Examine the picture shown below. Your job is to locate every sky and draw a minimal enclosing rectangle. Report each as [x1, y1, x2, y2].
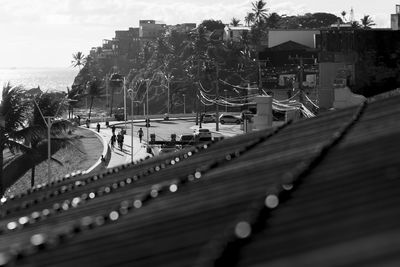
[0, 0, 397, 68]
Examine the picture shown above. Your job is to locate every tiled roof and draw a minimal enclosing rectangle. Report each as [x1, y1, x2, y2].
[1, 95, 400, 266]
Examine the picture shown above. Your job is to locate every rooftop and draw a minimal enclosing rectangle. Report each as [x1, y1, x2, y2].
[0, 93, 399, 266]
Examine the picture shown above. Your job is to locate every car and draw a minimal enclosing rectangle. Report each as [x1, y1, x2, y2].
[160, 145, 179, 154]
[179, 134, 196, 147]
[195, 128, 212, 142]
[202, 113, 216, 123]
[114, 108, 124, 121]
[241, 110, 255, 122]
[163, 113, 170, 121]
[219, 114, 242, 124]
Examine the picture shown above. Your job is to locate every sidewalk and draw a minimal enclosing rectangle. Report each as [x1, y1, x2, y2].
[86, 122, 152, 169]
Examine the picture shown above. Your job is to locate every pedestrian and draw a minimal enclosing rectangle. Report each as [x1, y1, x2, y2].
[138, 127, 144, 143]
[96, 123, 100, 132]
[117, 131, 124, 150]
[111, 125, 116, 135]
[86, 118, 90, 128]
[111, 134, 116, 148]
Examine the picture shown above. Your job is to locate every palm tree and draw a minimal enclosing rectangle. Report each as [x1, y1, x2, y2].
[0, 83, 31, 194]
[71, 52, 86, 70]
[341, 11, 347, 22]
[26, 92, 72, 187]
[251, 0, 268, 25]
[231, 17, 241, 26]
[86, 78, 103, 120]
[245, 12, 255, 26]
[360, 15, 376, 29]
[351, 20, 361, 29]
[66, 86, 81, 119]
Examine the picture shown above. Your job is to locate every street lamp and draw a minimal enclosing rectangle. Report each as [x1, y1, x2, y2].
[182, 94, 186, 114]
[33, 96, 67, 184]
[127, 88, 135, 163]
[224, 89, 228, 112]
[123, 77, 127, 131]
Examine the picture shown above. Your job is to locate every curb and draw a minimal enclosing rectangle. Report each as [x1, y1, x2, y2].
[78, 126, 109, 174]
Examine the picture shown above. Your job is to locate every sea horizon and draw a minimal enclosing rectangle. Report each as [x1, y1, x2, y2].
[0, 66, 79, 93]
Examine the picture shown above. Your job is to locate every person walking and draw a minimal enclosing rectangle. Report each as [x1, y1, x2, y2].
[117, 131, 124, 151]
[111, 125, 116, 135]
[111, 134, 116, 148]
[138, 128, 144, 143]
[96, 123, 100, 132]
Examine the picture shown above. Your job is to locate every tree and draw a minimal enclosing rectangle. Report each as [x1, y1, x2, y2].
[231, 17, 241, 26]
[199, 19, 225, 32]
[71, 52, 86, 70]
[341, 11, 347, 22]
[0, 83, 31, 194]
[360, 15, 376, 29]
[245, 12, 255, 26]
[26, 92, 72, 187]
[266, 12, 281, 28]
[86, 78, 103, 120]
[251, 0, 268, 25]
[66, 86, 81, 119]
[351, 20, 361, 29]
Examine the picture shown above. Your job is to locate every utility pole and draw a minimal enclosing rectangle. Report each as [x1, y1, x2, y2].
[123, 77, 127, 130]
[146, 79, 149, 144]
[215, 62, 220, 132]
[196, 60, 201, 125]
[167, 76, 170, 115]
[258, 61, 263, 95]
[298, 57, 304, 105]
[183, 94, 186, 114]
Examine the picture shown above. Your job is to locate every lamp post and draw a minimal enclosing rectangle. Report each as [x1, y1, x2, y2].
[33, 96, 66, 184]
[123, 77, 127, 131]
[127, 89, 134, 163]
[146, 79, 149, 144]
[224, 89, 228, 112]
[182, 94, 186, 114]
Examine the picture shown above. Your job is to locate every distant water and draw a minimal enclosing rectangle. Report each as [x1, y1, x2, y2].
[0, 67, 79, 93]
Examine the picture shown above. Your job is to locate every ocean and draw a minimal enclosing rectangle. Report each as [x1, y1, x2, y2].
[0, 67, 79, 94]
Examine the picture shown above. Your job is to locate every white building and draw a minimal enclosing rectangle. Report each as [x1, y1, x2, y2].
[223, 25, 251, 42]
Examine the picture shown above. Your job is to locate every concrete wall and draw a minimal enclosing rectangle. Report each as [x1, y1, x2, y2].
[333, 87, 366, 109]
[268, 30, 320, 48]
[391, 14, 400, 30]
[318, 62, 346, 109]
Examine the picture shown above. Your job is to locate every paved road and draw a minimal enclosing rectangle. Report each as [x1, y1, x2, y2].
[95, 118, 244, 168]
[122, 119, 242, 143]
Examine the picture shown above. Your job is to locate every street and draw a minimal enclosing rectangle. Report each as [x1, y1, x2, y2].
[121, 118, 243, 143]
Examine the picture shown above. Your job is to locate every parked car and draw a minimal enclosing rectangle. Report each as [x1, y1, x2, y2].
[219, 114, 242, 124]
[160, 145, 179, 154]
[114, 108, 124, 121]
[202, 113, 216, 123]
[163, 113, 169, 121]
[195, 128, 212, 142]
[179, 134, 196, 147]
[241, 110, 255, 122]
